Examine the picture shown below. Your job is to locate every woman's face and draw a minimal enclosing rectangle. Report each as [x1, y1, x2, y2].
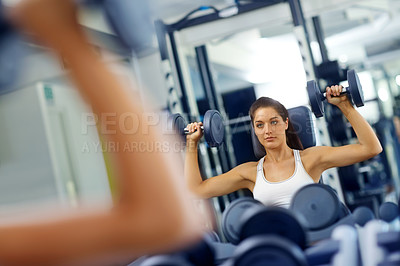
[253, 107, 288, 150]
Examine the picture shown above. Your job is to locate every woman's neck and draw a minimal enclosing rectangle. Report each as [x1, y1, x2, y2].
[264, 145, 293, 163]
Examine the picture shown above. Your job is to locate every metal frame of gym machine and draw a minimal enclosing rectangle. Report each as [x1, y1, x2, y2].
[155, 0, 346, 237]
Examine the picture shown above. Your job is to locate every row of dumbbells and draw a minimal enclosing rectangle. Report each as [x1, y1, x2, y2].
[217, 187, 400, 266]
[130, 185, 400, 265]
[354, 201, 400, 266]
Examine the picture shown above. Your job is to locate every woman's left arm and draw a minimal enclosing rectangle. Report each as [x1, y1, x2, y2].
[309, 85, 382, 171]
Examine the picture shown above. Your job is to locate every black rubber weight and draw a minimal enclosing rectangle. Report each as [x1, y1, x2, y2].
[203, 110, 225, 147]
[239, 205, 307, 250]
[290, 184, 340, 230]
[222, 197, 261, 245]
[347, 69, 364, 107]
[306, 80, 324, 118]
[169, 113, 187, 137]
[232, 236, 308, 266]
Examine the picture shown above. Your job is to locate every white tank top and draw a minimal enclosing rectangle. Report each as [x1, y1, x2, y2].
[253, 150, 314, 209]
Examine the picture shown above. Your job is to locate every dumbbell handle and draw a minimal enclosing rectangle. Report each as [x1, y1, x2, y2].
[321, 86, 348, 100]
[184, 126, 204, 134]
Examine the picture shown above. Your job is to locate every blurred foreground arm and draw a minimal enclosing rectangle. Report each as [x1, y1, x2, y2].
[0, 0, 203, 265]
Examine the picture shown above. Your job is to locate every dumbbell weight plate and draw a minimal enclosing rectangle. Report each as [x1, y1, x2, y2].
[352, 206, 375, 227]
[290, 184, 340, 231]
[177, 236, 215, 266]
[168, 113, 187, 137]
[239, 205, 307, 250]
[232, 236, 308, 266]
[347, 69, 364, 107]
[222, 197, 262, 245]
[379, 202, 399, 223]
[203, 110, 225, 147]
[306, 80, 324, 118]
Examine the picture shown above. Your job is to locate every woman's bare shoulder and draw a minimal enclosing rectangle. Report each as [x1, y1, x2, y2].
[231, 161, 259, 181]
[235, 161, 259, 170]
[300, 146, 331, 157]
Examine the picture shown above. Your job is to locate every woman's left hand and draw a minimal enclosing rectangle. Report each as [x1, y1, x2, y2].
[326, 85, 350, 107]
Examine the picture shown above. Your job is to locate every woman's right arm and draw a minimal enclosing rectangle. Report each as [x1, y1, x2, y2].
[185, 122, 255, 198]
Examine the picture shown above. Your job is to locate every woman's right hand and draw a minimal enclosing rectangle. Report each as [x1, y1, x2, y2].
[186, 122, 203, 143]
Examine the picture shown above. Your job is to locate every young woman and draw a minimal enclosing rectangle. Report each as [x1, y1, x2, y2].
[0, 0, 203, 265]
[185, 86, 382, 208]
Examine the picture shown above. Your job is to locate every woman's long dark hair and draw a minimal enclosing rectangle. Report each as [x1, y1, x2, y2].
[249, 97, 303, 150]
